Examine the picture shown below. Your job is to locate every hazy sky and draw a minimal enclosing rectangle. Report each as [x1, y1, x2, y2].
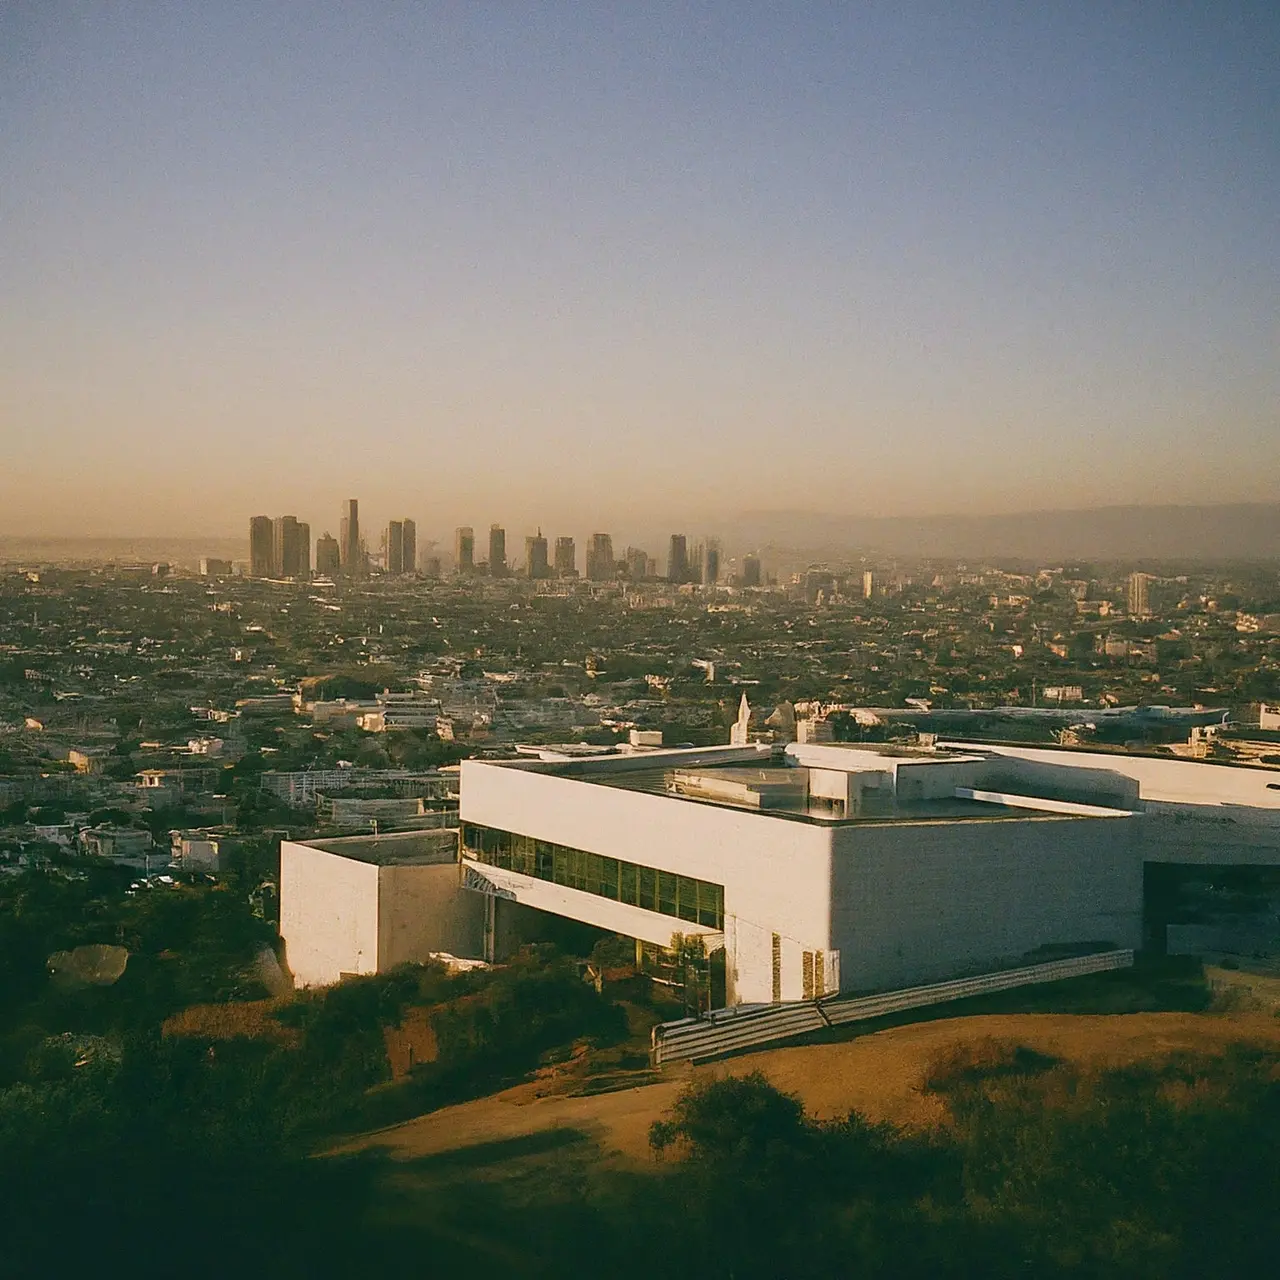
[3, 2, 1278, 541]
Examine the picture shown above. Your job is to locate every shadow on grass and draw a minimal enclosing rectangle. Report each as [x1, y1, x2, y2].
[389, 1126, 594, 1173]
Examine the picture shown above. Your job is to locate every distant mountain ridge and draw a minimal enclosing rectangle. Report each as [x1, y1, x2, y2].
[716, 503, 1280, 563]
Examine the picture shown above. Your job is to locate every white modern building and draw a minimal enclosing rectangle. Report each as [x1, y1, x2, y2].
[278, 739, 1280, 998]
[279, 829, 485, 987]
[458, 743, 1148, 1005]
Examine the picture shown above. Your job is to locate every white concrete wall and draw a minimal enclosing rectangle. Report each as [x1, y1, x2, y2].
[964, 744, 1280, 811]
[457, 758, 1163, 1003]
[461, 761, 835, 1005]
[785, 745, 904, 775]
[894, 758, 990, 801]
[808, 768, 853, 805]
[959, 744, 1280, 866]
[377, 861, 486, 969]
[279, 841, 380, 986]
[829, 816, 1143, 992]
[1137, 807, 1280, 865]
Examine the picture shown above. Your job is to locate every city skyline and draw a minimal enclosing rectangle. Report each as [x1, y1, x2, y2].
[244, 499, 754, 582]
[3, 4, 1278, 536]
[6, 497, 1280, 567]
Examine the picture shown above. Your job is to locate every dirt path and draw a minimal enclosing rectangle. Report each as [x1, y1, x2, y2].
[340, 1011, 1280, 1164]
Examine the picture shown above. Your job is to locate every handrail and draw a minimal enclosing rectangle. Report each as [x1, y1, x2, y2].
[651, 949, 1134, 1065]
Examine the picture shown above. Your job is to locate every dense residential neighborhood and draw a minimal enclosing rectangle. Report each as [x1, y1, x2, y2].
[2, 552, 1279, 1275]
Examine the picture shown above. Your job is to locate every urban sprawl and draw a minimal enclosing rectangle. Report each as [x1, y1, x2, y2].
[3, 497, 1280, 1009]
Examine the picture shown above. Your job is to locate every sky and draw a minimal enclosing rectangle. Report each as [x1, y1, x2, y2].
[2, 1, 1278, 543]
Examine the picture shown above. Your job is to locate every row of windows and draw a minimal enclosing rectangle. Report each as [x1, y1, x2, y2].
[461, 823, 725, 929]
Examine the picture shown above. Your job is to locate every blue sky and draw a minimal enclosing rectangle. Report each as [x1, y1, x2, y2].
[2, 2, 1277, 538]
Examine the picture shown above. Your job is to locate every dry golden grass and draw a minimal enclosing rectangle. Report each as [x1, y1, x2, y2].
[162, 997, 300, 1046]
[340, 1010, 1280, 1164]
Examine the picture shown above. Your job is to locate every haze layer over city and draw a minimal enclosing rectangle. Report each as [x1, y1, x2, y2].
[3, 6, 1280, 1278]
[3, 3, 1279, 540]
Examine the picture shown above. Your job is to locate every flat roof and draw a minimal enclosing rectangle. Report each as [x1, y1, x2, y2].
[298, 828, 458, 865]
[470, 745, 1142, 826]
[582, 760, 1069, 826]
[789, 741, 957, 760]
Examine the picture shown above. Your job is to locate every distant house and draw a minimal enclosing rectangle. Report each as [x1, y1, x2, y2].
[80, 826, 154, 862]
[170, 830, 226, 872]
[68, 747, 111, 775]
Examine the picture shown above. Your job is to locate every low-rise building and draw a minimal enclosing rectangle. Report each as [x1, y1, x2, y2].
[80, 825, 154, 862]
[279, 829, 484, 987]
[68, 747, 111, 775]
[171, 830, 227, 871]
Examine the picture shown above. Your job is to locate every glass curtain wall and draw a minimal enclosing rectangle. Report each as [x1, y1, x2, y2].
[462, 822, 724, 929]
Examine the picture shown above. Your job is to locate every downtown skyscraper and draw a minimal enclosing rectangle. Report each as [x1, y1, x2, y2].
[248, 516, 273, 578]
[250, 513, 307, 578]
[524, 530, 549, 579]
[488, 524, 507, 577]
[315, 532, 340, 576]
[702, 538, 721, 586]
[586, 533, 614, 582]
[455, 526, 474, 573]
[339, 498, 361, 577]
[667, 534, 689, 584]
[554, 536, 576, 577]
[387, 518, 416, 575]
[272, 515, 310, 578]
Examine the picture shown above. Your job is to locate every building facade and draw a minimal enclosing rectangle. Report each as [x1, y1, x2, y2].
[625, 547, 648, 581]
[315, 533, 340, 576]
[586, 533, 614, 582]
[554, 536, 576, 577]
[249, 516, 273, 578]
[458, 743, 1148, 1004]
[454, 526, 475, 573]
[401, 518, 416, 575]
[488, 524, 507, 576]
[1128, 571, 1151, 617]
[386, 518, 417, 575]
[279, 740, 1280, 996]
[271, 515, 308, 578]
[702, 540, 720, 586]
[668, 534, 689, 584]
[340, 498, 361, 577]
[280, 830, 485, 987]
[525, 531, 549, 579]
